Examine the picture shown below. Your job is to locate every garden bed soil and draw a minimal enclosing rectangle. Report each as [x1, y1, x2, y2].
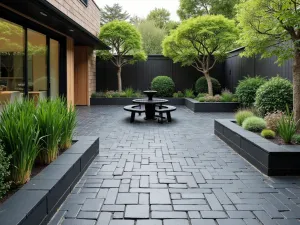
[215, 119, 300, 176]
[0, 136, 99, 225]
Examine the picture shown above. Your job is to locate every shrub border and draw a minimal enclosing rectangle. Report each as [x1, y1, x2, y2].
[0, 136, 99, 225]
[90, 97, 239, 112]
[214, 119, 300, 176]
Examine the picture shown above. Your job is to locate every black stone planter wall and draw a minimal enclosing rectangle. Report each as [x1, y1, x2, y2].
[90, 97, 185, 106]
[215, 119, 300, 176]
[185, 98, 239, 112]
[0, 136, 99, 225]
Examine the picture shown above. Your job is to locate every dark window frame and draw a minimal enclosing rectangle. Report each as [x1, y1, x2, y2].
[79, 0, 88, 7]
[0, 8, 67, 98]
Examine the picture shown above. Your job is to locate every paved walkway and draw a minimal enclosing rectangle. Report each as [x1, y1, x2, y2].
[49, 106, 300, 225]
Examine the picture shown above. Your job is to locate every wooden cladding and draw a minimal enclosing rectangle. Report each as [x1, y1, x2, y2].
[67, 37, 75, 104]
[74, 46, 89, 105]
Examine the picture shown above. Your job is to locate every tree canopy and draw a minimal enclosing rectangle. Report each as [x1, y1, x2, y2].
[147, 8, 171, 29]
[136, 20, 167, 55]
[236, 0, 300, 64]
[162, 15, 238, 95]
[98, 21, 146, 91]
[100, 3, 130, 25]
[177, 0, 240, 20]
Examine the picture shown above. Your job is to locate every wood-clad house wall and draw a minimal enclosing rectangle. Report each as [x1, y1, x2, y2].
[67, 37, 75, 104]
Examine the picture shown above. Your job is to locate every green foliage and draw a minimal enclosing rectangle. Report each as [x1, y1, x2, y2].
[147, 8, 170, 29]
[59, 100, 77, 151]
[255, 77, 293, 115]
[264, 111, 284, 132]
[124, 88, 135, 97]
[177, 0, 240, 20]
[197, 95, 222, 102]
[136, 20, 166, 55]
[236, 0, 299, 65]
[184, 89, 195, 98]
[235, 76, 266, 107]
[0, 99, 40, 185]
[221, 89, 236, 102]
[36, 99, 64, 165]
[242, 116, 266, 132]
[277, 107, 298, 144]
[292, 134, 300, 144]
[173, 91, 184, 98]
[98, 20, 146, 91]
[235, 110, 254, 126]
[162, 16, 238, 86]
[195, 77, 221, 94]
[0, 145, 11, 198]
[197, 93, 207, 98]
[99, 3, 130, 25]
[261, 129, 276, 139]
[151, 76, 175, 97]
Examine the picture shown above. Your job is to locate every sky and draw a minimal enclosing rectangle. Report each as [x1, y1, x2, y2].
[94, 0, 180, 21]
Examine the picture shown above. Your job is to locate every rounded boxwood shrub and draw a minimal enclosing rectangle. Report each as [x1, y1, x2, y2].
[151, 76, 175, 97]
[195, 76, 221, 94]
[235, 76, 266, 107]
[235, 110, 254, 126]
[242, 116, 266, 132]
[261, 129, 276, 139]
[255, 77, 293, 115]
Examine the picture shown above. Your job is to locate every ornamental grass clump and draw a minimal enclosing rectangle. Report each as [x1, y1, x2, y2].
[36, 99, 64, 164]
[0, 100, 40, 185]
[292, 134, 300, 144]
[264, 111, 284, 132]
[235, 110, 254, 126]
[242, 116, 266, 132]
[59, 99, 77, 150]
[261, 129, 276, 139]
[184, 89, 195, 98]
[277, 107, 298, 144]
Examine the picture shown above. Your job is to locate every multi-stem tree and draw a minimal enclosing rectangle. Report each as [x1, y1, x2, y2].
[162, 15, 238, 96]
[236, 0, 300, 121]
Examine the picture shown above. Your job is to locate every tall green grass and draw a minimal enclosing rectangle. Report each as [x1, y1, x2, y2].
[59, 99, 77, 150]
[0, 100, 40, 185]
[36, 99, 64, 164]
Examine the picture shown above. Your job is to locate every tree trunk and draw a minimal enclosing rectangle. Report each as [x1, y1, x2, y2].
[293, 49, 300, 124]
[204, 71, 213, 96]
[117, 66, 122, 92]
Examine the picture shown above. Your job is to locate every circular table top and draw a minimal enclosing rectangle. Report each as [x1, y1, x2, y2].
[133, 98, 168, 104]
[143, 90, 157, 94]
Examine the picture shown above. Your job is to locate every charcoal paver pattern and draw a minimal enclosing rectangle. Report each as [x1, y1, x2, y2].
[49, 106, 300, 225]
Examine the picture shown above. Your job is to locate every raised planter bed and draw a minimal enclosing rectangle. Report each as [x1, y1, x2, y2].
[90, 97, 185, 105]
[0, 136, 99, 225]
[185, 98, 239, 112]
[215, 119, 300, 176]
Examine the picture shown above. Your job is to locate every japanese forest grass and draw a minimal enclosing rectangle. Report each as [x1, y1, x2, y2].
[59, 100, 77, 150]
[0, 100, 40, 185]
[36, 99, 64, 165]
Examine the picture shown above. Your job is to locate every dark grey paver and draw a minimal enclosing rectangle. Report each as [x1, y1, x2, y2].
[49, 106, 300, 225]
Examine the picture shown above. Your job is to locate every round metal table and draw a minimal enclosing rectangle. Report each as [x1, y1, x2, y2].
[133, 98, 168, 120]
[143, 90, 157, 101]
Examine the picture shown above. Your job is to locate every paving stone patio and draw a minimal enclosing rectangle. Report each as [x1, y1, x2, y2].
[49, 106, 300, 225]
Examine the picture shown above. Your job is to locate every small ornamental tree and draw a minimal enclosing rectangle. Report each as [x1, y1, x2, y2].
[98, 21, 147, 92]
[236, 0, 300, 122]
[162, 15, 238, 96]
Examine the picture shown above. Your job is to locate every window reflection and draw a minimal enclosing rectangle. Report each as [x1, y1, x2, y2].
[0, 18, 24, 103]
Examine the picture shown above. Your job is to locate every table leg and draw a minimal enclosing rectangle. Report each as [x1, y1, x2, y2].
[145, 104, 156, 120]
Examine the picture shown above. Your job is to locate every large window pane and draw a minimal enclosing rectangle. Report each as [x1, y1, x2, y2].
[27, 29, 47, 101]
[0, 18, 24, 103]
[50, 39, 59, 98]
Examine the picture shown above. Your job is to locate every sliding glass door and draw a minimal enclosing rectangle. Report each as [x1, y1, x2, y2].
[0, 17, 62, 103]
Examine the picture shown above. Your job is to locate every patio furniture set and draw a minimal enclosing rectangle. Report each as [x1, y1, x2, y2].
[124, 90, 177, 123]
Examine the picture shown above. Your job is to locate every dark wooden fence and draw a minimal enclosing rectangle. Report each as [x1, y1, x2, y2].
[96, 55, 224, 92]
[224, 47, 293, 91]
[96, 51, 294, 93]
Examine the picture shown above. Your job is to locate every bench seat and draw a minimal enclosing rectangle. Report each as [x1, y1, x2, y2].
[124, 105, 145, 123]
[155, 105, 177, 123]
